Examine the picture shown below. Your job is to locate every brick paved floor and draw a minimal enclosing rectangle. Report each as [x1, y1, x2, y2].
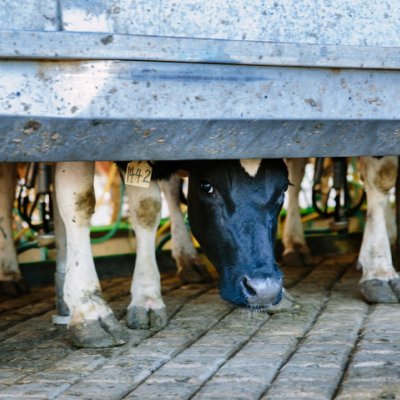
[0, 252, 400, 399]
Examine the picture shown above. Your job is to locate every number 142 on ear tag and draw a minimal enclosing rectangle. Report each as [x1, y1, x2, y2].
[125, 161, 153, 188]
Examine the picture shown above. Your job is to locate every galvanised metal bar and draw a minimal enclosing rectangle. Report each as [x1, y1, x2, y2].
[1, 59, 400, 161]
[2, 60, 400, 121]
[0, 118, 399, 162]
[1, 30, 400, 70]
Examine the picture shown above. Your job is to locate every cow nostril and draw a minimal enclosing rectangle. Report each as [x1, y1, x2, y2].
[240, 276, 282, 306]
[242, 276, 257, 297]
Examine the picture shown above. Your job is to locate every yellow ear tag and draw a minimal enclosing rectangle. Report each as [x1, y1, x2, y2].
[125, 161, 153, 188]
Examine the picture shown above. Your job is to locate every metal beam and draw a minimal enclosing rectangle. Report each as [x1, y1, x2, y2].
[1, 60, 400, 121]
[1, 118, 399, 161]
[1, 53, 400, 161]
[1, 30, 400, 70]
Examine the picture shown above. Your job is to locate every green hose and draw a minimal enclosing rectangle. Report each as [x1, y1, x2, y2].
[17, 241, 39, 254]
[156, 233, 172, 253]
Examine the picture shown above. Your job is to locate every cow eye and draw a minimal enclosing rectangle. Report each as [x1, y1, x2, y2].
[199, 180, 214, 195]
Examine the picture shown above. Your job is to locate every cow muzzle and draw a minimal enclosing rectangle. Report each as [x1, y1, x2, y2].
[241, 276, 283, 308]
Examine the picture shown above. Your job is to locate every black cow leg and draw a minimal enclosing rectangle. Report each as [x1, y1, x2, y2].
[283, 245, 314, 268]
[178, 257, 212, 283]
[0, 278, 29, 297]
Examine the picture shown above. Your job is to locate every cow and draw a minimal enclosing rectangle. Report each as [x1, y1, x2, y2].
[159, 174, 211, 284]
[283, 156, 400, 303]
[152, 159, 289, 308]
[0, 163, 210, 347]
[0, 161, 209, 314]
[51, 159, 288, 347]
[0, 163, 29, 296]
[1, 158, 288, 347]
[3, 156, 397, 348]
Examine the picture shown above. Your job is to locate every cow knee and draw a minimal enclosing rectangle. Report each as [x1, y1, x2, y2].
[56, 162, 95, 227]
[126, 182, 161, 230]
[135, 197, 161, 229]
[360, 156, 397, 194]
[374, 157, 397, 193]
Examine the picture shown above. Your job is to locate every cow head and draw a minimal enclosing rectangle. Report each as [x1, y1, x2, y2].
[155, 159, 289, 309]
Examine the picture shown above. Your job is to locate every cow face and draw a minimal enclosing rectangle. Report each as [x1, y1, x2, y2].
[179, 159, 289, 309]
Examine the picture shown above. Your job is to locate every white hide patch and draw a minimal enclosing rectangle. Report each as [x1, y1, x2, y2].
[240, 159, 262, 177]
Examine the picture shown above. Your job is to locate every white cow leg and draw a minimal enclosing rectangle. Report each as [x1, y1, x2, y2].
[56, 162, 128, 347]
[282, 158, 312, 267]
[125, 181, 167, 331]
[159, 175, 211, 283]
[0, 163, 29, 296]
[358, 156, 400, 303]
[385, 200, 397, 247]
[52, 178, 70, 320]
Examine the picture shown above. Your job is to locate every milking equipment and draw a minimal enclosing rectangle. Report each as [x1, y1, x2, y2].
[18, 162, 54, 238]
[312, 158, 366, 232]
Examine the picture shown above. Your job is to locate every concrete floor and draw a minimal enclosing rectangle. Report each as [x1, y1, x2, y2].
[0, 252, 400, 399]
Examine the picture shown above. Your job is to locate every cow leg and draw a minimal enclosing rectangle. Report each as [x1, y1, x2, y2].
[358, 156, 400, 303]
[52, 178, 70, 322]
[282, 158, 313, 267]
[383, 197, 398, 267]
[125, 181, 167, 331]
[56, 162, 128, 347]
[0, 163, 29, 296]
[159, 175, 211, 283]
[385, 199, 397, 247]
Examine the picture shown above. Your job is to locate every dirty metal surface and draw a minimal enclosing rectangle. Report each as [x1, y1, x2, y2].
[2, 0, 400, 71]
[3, 0, 400, 47]
[0, 253, 399, 399]
[28, 0, 400, 48]
[1, 118, 400, 162]
[0, 0, 59, 32]
[3, 31, 400, 71]
[3, 61, 400, 121]
[1, 60, 400, 161]
[1, 1, 400, 161]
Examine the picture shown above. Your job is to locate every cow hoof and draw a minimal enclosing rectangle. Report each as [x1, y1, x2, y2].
[178, 261, 212, 283]
[126, 306, 167, 331]
[283, 250, 313, 268]
[69, 314, 128, 348]
[389, 278, 400, 298]
[0, 279, 29, 297]
[359, 279, 398, 303]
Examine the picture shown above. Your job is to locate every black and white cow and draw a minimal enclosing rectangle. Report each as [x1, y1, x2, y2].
[55, 159, 288, 347]
[0, 161, 210, 347]
[4, 155, 396, 348]
[283, 156, 400, 303]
